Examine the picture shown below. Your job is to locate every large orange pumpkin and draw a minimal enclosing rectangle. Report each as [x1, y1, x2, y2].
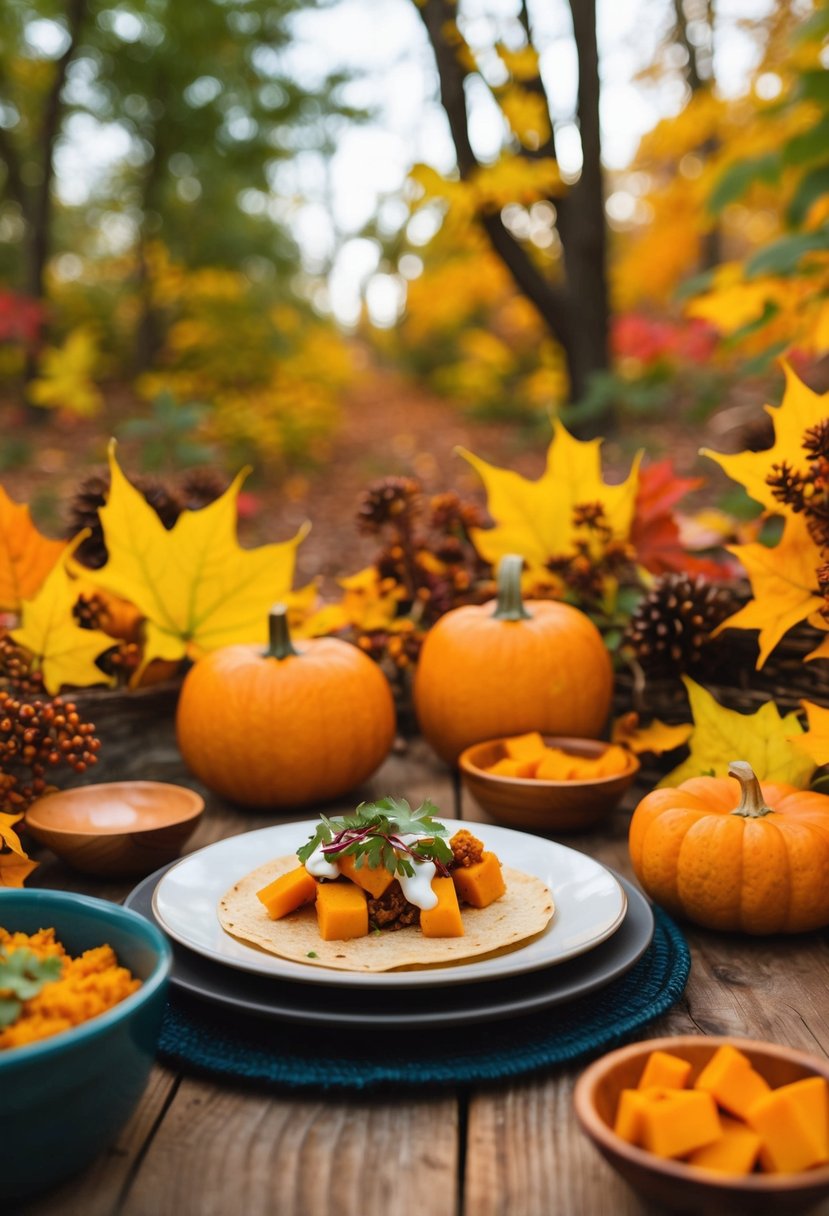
[176, 605, 396, 809]
[413, 555, 613, 765]
[629, 760, 829, 934]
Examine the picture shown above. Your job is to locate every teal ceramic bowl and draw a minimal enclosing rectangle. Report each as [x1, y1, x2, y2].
[0, 888, 172, 1202]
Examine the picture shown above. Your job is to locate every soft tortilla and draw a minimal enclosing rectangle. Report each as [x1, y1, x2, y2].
[218, 855, 555, 973]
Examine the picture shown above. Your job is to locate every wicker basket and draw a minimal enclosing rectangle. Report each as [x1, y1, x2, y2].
[614, 622, 829, 724]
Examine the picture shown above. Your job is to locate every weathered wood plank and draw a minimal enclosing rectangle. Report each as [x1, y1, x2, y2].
[121, 1081, 459, 1216]
[460, 785, 829, 1215]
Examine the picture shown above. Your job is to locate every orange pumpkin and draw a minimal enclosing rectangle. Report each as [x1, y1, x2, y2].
[629, 760, 829, 934]
[413, 554, 612, 765]
[176, 605, 395, 809]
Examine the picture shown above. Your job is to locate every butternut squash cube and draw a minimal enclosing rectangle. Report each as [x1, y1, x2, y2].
[639, 1090, 722, 1159]
[535, 748, 580, 781]
[747, 1085, 829, 1173]
[503, 731, 547, 761]
[338, 851, 395, 899]
[772, 1077, 829, 1160]
[593, 744, 631, 777]
[420, 877, 464, 938]
[613, 1089, 650, 1145]
[452, 851, 506, 909]
[488, 758, 537, 778]
[694, 1045, 770, 1119]
[315, 881, 368, 941]
[256, 866, 317, 920]
[637, 1050, 693, 1091]
[687, 1117, 761, 1175]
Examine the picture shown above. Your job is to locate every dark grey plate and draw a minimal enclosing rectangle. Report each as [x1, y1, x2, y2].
[125, 867, 654, 1028]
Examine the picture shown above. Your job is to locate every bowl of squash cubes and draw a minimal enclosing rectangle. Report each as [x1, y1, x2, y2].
[458, 732, 639, 832]
[573, 1036, 829, 1214]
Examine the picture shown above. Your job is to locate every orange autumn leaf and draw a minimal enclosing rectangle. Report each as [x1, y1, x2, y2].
[717, 514, 825, 668]
[0, 486, 66, 614]
[612, 712, 693, 755]
[790, 702, 829, 767]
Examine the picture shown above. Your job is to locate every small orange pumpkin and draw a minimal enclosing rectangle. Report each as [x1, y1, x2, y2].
[176, 605, 395, 809]
[413, 555, 612, 765]
[629, 760, 829, 934]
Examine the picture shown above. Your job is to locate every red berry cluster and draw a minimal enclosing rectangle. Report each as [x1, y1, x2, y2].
[0, 692, 101, 812]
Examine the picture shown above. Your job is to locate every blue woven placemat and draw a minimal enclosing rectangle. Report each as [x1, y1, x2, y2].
[157, 907, 690, 1091]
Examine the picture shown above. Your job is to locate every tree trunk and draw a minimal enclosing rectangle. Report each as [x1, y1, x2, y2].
[23, 0, 88, 387]
[414, 0, 609, 408]
[563, 0, 609, 405]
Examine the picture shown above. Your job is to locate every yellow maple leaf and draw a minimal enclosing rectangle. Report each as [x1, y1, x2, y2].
[790, 701, 829, 767]
[459, 420, 641, 575]
[611, 713, 693, 755]
[660, 678, 815, 788]
[0, 812, 37, 887]
[718, 514, 824, 668]
[299, 567, 404, 637]
[27, 327, 104, 418]
[701, 364, 829, 512]
[0, 486, 66, 613]
[91, 443, 308, 673]
[11, 542, 115, 693]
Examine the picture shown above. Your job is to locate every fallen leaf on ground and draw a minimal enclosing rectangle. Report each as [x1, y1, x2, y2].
[612, 713, 693, 754]
[790, 701, 829, 767]
[660, 677, 815, 787]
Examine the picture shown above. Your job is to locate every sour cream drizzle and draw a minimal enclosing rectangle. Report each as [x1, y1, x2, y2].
[305, 829, 442, 910]
[305, 842, 339, 879]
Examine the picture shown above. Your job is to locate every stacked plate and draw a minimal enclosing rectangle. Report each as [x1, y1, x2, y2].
[125, 818, 654, 1029]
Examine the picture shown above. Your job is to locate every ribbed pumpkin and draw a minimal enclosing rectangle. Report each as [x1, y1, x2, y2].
[176, 605, 395, 809]
[413, 555, 613, 765]
[629, 760, 829, 934]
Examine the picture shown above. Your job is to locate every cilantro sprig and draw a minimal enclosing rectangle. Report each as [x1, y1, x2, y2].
[297, 796, 453, 878]
[0, 946, 63, 1029]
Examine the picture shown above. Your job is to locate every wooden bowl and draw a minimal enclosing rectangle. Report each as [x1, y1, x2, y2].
[458, 736, 639, 832]
[573, 1035, 829, 1215]
[25, 781, 204, 876]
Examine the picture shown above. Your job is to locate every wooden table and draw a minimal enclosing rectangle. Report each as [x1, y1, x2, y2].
[22, 736, 829, 1216]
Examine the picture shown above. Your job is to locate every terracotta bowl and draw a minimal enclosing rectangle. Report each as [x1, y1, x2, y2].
[25, 781, 205, 876]
[458, 736, 639, 833]
[573, 1035, 829, 1215]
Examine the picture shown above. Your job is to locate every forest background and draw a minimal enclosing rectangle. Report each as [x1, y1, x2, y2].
[0, 0, 827, 589]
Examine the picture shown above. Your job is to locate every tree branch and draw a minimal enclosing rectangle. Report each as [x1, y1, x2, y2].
[414, 0, 571, 342]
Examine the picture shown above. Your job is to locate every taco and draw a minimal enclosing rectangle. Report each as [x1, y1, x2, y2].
[218, 798, 555, 972]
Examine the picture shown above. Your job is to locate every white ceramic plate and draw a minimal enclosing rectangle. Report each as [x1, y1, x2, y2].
[152, 818, 627, 989]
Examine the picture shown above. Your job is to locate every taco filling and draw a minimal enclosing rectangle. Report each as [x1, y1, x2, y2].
[218, 798, 555, 973]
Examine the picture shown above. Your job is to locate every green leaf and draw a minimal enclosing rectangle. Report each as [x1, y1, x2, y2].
[707, 152, 781, 214]
[0, 947, 63, 1014]
[0, 995, 21, 1028]
[745, 228, 829, 278]
[796, 69, 829, 106]
[787, 166, 829, 228]
[783, 115, 829, 168]
[296, 822, 331, 865]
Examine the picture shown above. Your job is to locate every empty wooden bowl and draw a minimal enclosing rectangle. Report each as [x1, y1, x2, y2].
[25, 781, 204, 876]
[573, 1035, 829, 1214]
[458, 736, 639, 832]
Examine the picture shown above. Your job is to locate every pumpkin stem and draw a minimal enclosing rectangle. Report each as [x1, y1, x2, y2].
[492, 555, 532, 622]
[729, 760, 773, 818]
[266, 603, 299, 660]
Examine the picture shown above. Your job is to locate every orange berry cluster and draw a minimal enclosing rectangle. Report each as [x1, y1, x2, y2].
[0, 691, 101, 812]
[0, 637, 45, 697]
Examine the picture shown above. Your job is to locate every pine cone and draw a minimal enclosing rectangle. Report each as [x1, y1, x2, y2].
[68, 472, 180, 568]
[357, 477, 421, 534]
[178, 469, 227, 511]
[625, 573, 737, 677]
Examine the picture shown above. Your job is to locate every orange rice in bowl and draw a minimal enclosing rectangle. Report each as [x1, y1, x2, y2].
[0, 927, 141, 1051]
